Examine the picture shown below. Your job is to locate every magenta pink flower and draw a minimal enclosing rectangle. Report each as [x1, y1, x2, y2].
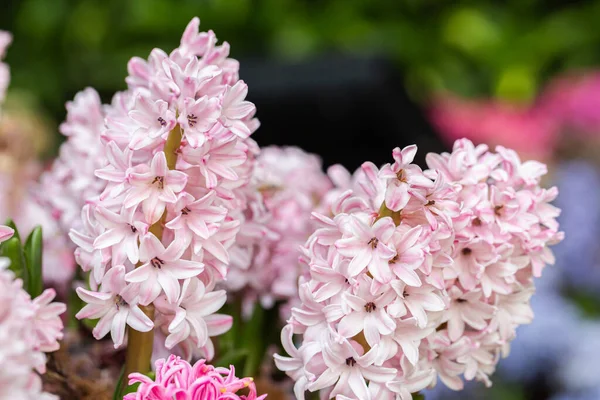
[428, 95, 559, 160]
[124, 355, 265, 400]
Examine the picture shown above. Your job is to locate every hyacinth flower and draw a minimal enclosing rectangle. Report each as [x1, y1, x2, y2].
[60, 17, 260, 394]
[223, 146, 335, 320]
[0, 224, 66, 399]
[275, 139, 563, 399]
[124, 355, 266, 399]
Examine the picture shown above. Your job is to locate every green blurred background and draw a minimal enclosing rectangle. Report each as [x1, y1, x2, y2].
[4, 0, 600, 126]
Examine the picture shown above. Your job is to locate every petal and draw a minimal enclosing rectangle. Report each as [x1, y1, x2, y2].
[151, 152, 168, 176]
[93, 229, 124, 249]
[111, 309, 129, 347]
[157, 270, 181, 304]
[347, 248, 372, 277]
[127, 306, 154, 332]
[125, 264, 152, 283]
[348, 368, 370, 400]
[93, 308, 118, 340]
[140, 234, 166, 260]
[76, 287, 113, 304]
[204, 314, 233, 336]
[168, 259, 204, 279]
[338, 312, 365, 338]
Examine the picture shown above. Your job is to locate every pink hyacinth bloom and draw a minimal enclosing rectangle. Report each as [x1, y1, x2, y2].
[95, 141, 133, 200]
[124, 354, 266, 400]
[64, 18, 259, 354]
[308, 335, 396, 400]
[379, 145, 432, 211]
[125, 235, 204, 305]
[76, 265, 154, 348]
[277, 139, 562, 398]
[336, 215, 396, 283]
[333, 276, 396, 346]
[446, 287, 496, 342]
[165, 191, 227, 243]
[0, 238, 65, 399]
[177, 96, 221, 148]
[93, 205, 148, 265]
[125, 151, 188, 224]
[219, 81, 256, 139]
[31, 289, 67, 352]
[153, 278, 231, 350]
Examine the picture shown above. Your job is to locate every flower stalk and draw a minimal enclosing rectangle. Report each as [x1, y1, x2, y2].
[122, 125, 182, 391]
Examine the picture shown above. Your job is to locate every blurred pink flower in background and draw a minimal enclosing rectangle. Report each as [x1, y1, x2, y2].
[0, 31, 11, 105]
[538, 71, 600, 137]
[429, 95, 560, 161]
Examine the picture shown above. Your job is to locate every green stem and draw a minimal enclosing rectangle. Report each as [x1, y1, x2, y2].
[376, 201, 402, 226]
[121, 125, 182, 395]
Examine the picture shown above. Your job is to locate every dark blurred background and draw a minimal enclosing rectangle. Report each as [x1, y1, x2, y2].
[3, 1, 600, 399]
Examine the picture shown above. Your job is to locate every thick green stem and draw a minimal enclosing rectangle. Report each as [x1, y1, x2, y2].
[121, 125, 182, 394]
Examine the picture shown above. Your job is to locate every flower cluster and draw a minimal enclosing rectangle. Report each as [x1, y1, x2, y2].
[226, 146, 332, 318]
[275, 139, 563, 399]
[0, 225, 66, 399]
[72, 17, 259, 359]
[37, 88, 106, 234]
[0, 30, 10, 106]
[125, 355, 265, 400]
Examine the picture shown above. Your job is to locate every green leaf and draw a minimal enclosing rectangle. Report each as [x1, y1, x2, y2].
[115, 368, 148, 397]
[0, 236, 28, 290]
[113, 367, 125, 400]
[24, 226, 44, 298]
[217, 300, 242, 354]
[214, 348, 248, 368]
[241, 305, 266, 378]
[123, 382, 140, 395]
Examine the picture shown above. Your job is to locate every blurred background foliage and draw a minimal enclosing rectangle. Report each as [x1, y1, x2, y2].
[4, 0, 600, 127]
